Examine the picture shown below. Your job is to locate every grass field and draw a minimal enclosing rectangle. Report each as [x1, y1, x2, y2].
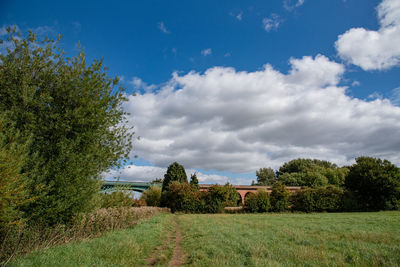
[9, 212, 400, 266]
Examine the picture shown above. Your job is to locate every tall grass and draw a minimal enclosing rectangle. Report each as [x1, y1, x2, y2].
[0, 207, 169, 264]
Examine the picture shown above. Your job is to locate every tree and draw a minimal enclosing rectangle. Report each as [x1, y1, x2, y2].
[162, 162, 188, 191]
[0, 29, 133, 224]
[345, 157, 400, 211]
[270, 182, 290, 212]
[254, 167, 276, 185]
[276, 158, 347, 187]
[0, 115, 34, 230]
[190, 173, 200, 190]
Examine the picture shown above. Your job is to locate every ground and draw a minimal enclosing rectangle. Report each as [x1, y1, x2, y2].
[9, 212, 400, 266]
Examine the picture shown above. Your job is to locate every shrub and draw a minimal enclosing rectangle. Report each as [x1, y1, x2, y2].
[203, 185, 232, 213]
[100, 190, 134, 208]
[244, 190, 271, 213]
[141, 186, 162, 206]
[291, 186, 344, 212]
[161, 182, 203, 213]
[270, 182, 290, 212]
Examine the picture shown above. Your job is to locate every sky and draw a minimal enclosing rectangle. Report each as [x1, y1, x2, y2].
[1, 0, 400, 185]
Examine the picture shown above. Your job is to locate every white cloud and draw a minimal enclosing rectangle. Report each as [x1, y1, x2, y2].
[201, 48, 212, 56]
[335, 0, 400, 71]
[158, 22, 170, 34]
[352, 80, 360, 87]
[129, 77, 157, 92]
[236, 12, 243, 21]
[284, 0, 305, 11]
[263, 14, 282, 32]
[124, 55, 400, 176]
[391, 87, 400, 105]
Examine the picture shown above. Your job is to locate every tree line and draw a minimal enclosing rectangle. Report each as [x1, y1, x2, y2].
[149, 157, 400, 213]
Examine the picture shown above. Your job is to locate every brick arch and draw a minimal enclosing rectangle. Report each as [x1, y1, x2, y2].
[199, 184, 301, 205]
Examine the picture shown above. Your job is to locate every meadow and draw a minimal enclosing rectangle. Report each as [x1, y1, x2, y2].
[9, 212, 400, 266]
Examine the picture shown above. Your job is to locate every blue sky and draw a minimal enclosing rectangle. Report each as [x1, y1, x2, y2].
[1, 0, 400, 184]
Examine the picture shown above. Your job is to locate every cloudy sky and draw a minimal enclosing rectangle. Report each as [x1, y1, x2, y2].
[1, 0, 399, 184]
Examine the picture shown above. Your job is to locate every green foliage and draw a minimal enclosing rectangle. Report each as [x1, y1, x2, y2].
[253, 167, 276, 185]
[345, 157, 400, 211]
[0, 29, 133, 225]
[224, 183, 241, 207]
[203, 185, 229, 213]
[291, 185, 344, 212]
[161, 182, 203, 213]
[162, 162, 188, 191]
[270, 182, 290, 212]
[189, 173, 200, 190]
[0, 116, 33, 230]
[141, 186, 162, 206]
[277, 158, 347, 187]
[100, 189, 134, 208]
[244, 190, 271, 213]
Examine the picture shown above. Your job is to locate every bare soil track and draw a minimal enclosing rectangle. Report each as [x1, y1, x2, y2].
[147, 215, 185, 267]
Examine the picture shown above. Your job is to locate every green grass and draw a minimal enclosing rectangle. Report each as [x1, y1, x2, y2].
[178, 212, 400, 266]
[9, 212, 400, 266]
[8, 213, 173, 267]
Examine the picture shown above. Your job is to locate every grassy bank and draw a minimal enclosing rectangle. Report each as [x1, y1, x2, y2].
[8, 213, 173, 267]
[1, 207, 169, 264]
[178, 212, 400, 266]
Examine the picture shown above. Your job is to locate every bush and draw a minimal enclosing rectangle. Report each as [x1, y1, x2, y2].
[291, 186, 344, 212]
[141, 186, 162, 206]
[244, 190, 271, 213]
[161, 182, 203, 213]
[270, 182, 290, 212]
[203, 185, 237, 213]
[100, 190, 134, 208]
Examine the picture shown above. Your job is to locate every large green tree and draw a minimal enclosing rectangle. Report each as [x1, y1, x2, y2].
[276, 158, 347, 187]
[0, 29, 133, 224]
[162, 162, 188, 191]
[345, 157, 400, 211]
[253, 167, 276, 185]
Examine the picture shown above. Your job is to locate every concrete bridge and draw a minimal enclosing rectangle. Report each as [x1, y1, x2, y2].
[199, 184, 301, 204]
[102, 181, 301, 205]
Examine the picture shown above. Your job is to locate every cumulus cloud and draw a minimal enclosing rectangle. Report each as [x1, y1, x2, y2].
[201, 48, 212, 56]
[284, 0, 305, 11]
[335, 0, 400, 70]
[158, 22, 169, 34]
[263, 14, 282, 32]
[123, 54, 400, 176]
[103, 164, 232, 184]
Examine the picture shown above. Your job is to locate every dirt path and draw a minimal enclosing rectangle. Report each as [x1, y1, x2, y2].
[147, 215, 185, 267]
[168, 221, 184, 267]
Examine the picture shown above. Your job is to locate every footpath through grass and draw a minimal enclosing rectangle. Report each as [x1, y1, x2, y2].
[9, 212, 400, 266]
[178, 212, 400, 266]
[8, 213, 174, 267]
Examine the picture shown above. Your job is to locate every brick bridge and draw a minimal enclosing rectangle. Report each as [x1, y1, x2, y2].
[199, 184, 301, 204]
